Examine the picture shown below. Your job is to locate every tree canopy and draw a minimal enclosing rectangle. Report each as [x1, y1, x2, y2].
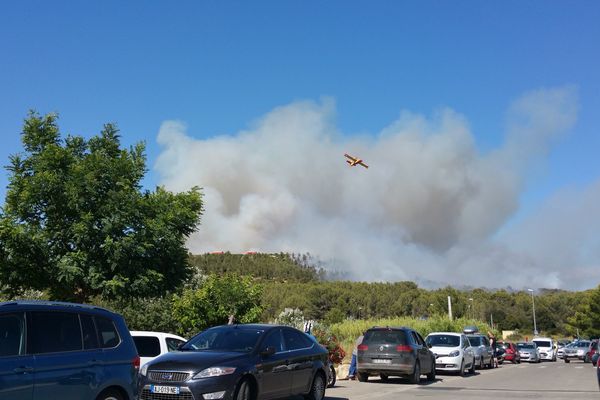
[0, 111, 203, 301]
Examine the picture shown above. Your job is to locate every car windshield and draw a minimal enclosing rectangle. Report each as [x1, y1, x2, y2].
[517, 343, 535, 349]
[426, 334, 460, 347]
[182, 327, 263, 353]
[467, 336, 484, 346]
[533, 341, 551, 347]
[363, 329, 407, 345]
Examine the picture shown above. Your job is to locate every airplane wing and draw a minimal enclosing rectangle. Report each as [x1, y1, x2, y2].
[358, 161, 369, 169]
[344, 153, 357, 162]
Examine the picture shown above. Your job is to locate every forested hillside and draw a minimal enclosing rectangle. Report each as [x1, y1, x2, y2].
[190, 253, 594, 338]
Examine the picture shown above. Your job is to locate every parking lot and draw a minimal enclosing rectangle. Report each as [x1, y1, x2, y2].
[324, 361, 599, 400]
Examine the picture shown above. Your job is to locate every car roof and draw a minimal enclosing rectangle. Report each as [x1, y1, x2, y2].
[532, 337, 553, 341]
[426, 332, 462, 336]
[130, 331, 187, 340]
[0, 300, 115, 314]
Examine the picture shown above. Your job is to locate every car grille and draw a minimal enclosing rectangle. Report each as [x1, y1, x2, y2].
[141, 389, 194, 400]
[148, 371, 191, 383]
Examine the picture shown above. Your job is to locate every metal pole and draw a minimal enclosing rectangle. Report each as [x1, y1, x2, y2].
[448, 296, 453, 321]
[528, 289, 538, 336]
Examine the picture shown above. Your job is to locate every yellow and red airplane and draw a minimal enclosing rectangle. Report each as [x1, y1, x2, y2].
[344, 153, 369, 169]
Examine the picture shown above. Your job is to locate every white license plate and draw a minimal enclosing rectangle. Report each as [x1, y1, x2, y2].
[372, 359, 391, 364]
[151, 385, 180, 394]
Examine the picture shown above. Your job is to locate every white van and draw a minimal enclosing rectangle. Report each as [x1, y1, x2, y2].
[532, 337, 556, 361]
[130, 331, 187, 367]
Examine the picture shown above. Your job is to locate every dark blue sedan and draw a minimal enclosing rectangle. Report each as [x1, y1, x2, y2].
[138, 324, 329, 400]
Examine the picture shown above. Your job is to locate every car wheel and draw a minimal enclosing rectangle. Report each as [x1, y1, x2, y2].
[327, 364, 336, 388]
[469, 360, 476, 374]
[96, 388, 123, 400]
[379, 373, 388, 381]
[565, 358, 570, 363]
[357, 372, 369, 382]
[409, 362, 421, 384]
[234, 378, 254, 400]
[459, 359, 465, 377]
[304, 373, 325, 400]
[426, 363, 436, 381]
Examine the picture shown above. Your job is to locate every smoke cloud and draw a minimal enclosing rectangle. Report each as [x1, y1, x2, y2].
[154, 86, 598, 290]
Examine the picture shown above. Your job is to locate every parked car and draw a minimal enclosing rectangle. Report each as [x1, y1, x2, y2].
[585, 340, 598, 364]
[131, 331, 187, 367]
[497, 342, 520, 364]
[517, 342, 541, 363]
[138, 323, 329, 400]
[466, 334, 495, 369]
[0, 300, 139, 400]
[494, 342, 506, 364]
[357, 326, 436, 383]
[425, 332, 475, 376]
[532, 337, 557, 361]
[556, 340, 571, 359]
[563, 340, 592, 363]
[592, 351, 599, 367]
[597, 354, 600, 390]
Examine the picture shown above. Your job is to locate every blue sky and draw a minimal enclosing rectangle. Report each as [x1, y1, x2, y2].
[1, 1, 599, 289]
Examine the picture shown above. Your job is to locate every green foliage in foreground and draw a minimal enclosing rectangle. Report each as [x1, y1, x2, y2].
[172, 274, 264, 337]
[0, 112, 203, 302]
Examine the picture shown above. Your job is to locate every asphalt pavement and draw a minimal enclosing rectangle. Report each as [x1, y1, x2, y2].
[325, 360, 599, 400]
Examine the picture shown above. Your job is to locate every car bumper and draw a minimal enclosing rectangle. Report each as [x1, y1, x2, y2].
[358, 362, 414, 375]
[139, 374, 239, 400]
[539, 352, 555, 360]
[434, 356, 463, 372]
[519, 353, 537, 362]
[503, 353, 517, 361]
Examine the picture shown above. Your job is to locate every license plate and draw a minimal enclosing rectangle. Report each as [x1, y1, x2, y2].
[372, 359, 391, 364]
[150, 385, 180, 394]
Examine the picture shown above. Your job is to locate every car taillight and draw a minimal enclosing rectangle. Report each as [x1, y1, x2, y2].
[396, 345, 413, 352]
[358, 344, 369, 351]
[132, 355, 140, 370]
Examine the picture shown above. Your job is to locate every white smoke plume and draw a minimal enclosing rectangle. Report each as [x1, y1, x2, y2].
[154, 86, 598, 290]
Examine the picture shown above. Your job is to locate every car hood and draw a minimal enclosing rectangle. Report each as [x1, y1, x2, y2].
[430, 346, 460, 355]
[146, 350, 249, 372]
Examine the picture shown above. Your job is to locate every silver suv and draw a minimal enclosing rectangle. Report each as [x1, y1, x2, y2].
[357, 326, 436, 383]
[466, 334, 495, 369]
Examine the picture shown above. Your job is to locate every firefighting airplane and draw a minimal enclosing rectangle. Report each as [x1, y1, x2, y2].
[344, 153, 369, 169]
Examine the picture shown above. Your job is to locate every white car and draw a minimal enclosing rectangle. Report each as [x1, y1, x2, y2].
[130, 330, 187, 367]
[532, 337, 556, 361]
[426, 332, 476, 376]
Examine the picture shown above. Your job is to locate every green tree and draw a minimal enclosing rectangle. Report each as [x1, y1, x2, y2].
[172, 274, 263, 337]
[0, 112, 203, 301]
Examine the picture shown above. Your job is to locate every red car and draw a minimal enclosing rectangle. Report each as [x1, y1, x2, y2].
[586, 340, 598, 364]
[497, 341, 521, 364]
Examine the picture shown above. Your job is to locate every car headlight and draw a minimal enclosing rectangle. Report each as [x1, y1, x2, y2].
[449, 350, 460, 357]
[140, 364, 149, 377]
[193, 367, 236, 379]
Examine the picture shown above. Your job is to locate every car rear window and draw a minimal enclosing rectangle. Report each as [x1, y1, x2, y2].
[133, 336, 161, 357]
[426, 334, 460, 347]
[467, 335, 483, 346]
[363, 329, 407, 345]
[533, 341, 551, 347]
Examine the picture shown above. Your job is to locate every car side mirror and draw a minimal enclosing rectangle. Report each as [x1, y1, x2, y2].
[427, 343, 432, 348]
[260, 346, 276, 357]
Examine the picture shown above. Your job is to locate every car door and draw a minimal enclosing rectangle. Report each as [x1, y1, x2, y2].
[0, 311, 33, 400]
[462, 335, 474, 367]
[256, 328, 292, 399]
[29, 311, 102, 400]
[412, 331, 432, 374]
[282, 328, 316, 395]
